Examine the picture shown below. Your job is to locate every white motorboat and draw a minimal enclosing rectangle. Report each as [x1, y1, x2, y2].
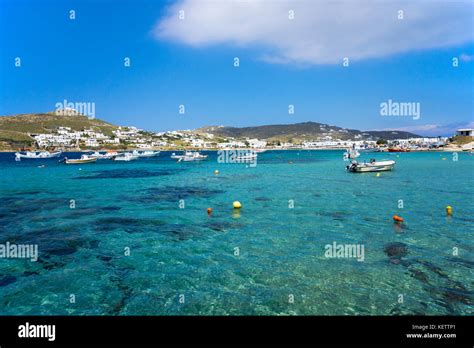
[170, 152, 183, 159]
[112, 153, 139, 161]
[178, 151, 208, 162]
[343, 148, 360, 161]
[132, 150, 160, 158]
[15, 151, 62, 160]
[346, 159, 395, 173]
[86, 151, 118, 159]
[171, 151, 193, 160]
[80, 154, 100, 161]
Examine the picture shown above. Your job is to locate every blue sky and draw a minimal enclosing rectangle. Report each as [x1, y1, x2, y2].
[1, 0, 473, 136]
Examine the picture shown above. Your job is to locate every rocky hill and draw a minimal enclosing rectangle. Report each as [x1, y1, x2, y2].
[196, 122, 421, 142]
[0, 112, 119, 150]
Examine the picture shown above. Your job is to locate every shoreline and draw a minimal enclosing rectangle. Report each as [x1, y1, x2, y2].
[1, 147, 471, 153]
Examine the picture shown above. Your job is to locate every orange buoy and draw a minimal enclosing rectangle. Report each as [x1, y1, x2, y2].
[207, 208, 213, 215]
[393, 215, 404, 223]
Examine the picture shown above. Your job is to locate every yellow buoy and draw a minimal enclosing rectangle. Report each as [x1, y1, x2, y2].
[376, 173, 381, 177]
[446, 205, 452, 215]
[214, 170, 219, 176]
[233, 201, 242, 209]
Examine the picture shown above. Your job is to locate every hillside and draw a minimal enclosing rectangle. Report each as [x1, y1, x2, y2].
[196, 122, 421, 142]
[0, 112, 119, 150]
[0, 114, 423, 151]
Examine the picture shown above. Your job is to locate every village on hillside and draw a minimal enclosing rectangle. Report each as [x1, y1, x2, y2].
[26, 125, 474, 152]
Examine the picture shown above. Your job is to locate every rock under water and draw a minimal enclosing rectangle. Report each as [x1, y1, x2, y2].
[0, 275, 17, 287]
[383, 242, 408, 258]
[74, 168, 174, 180]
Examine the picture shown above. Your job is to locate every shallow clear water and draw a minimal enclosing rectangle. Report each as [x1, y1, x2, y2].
[0, 150, 472, 315]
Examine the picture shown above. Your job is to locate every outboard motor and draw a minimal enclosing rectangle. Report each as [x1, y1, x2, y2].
[347, 160, 358, 172]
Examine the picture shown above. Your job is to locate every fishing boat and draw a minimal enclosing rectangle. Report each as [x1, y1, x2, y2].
[86, 151, 118, 159]
[15, 151, 62, 160]
[346, 159, 395, 173]
[112, 153, 139, 161]
[132, 150, 160, 158]
[170, 152, 183, 159]
[80, 154, 94, 160]
[81, 153, 114, 160]
[64, 156, 97, 164]
[171, 151, 194, 160]
[177, 151, 208, 162]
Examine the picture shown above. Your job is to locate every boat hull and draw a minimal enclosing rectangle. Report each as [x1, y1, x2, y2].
[348, 160, 395, 173]
[65, 158, 97, 164]
[181, 156, 207, 161]
[132, 151, 160, 158]
[136, 154, 159, 158]
[175, 151, 207, 162]
[87, 152, 118, 159]
[113, 156, 138, 161]
[15, 151, 62, 159]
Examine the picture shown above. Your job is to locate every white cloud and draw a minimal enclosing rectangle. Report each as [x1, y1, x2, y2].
[386, 124, 441, 132]
[153, 0, 474, 65]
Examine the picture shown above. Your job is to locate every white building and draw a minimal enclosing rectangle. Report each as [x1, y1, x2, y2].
[57, 127, 72, 135]
[248, 139, 267, 148]
[457, 129, 474, 137]
[84, 139, 99, 147]
[114, 127, 141, 138]
[217, 141, 246, 148]
[103, 138, 120, 144]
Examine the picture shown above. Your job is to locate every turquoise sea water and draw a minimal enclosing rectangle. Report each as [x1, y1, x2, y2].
[0, 150, 472, 315]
